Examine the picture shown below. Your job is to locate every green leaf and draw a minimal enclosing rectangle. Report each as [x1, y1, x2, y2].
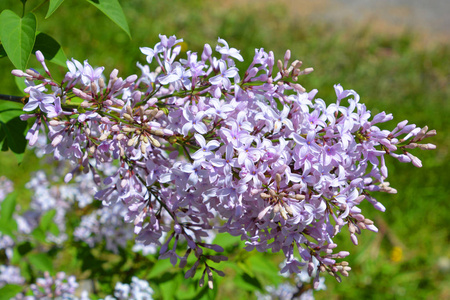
[46, 0, 66, 19]
[33, 32, 67, 67]
[0, 284, 24, 300]
[0, 192, 17, 235]
[147, 259, 173, 278]
[0, 191, 16, 221]
[0, 101, 24, 123]
[0, 10, 37, 69]
[31, 227, 46, 242]
[28, 253, 54, 273]
[39, 209, 56, 231]
[15, 76, 28, 95]
[0, 100, 28, 163]
[233, 272, 263, 292]
[85, 0, 131, 38]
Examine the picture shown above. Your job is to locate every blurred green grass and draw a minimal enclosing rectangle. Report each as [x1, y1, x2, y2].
[0, 0, 449, 299]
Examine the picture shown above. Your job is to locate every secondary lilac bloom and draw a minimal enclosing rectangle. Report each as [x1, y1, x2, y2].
[221, 122, 252, 147]
[209, 60, 238, 90]
[191, 134, 220, 160]
[23, 89, 56, 112]
[158, 61, 192, 89]
[216, 38, 244, 62]
[181, 106, 208, 136]
[240, 159, 267, 187]
[205, 98, 235, 120]
[180, 160, 208, 186]
[81, 61, 104, 87]
[272, 105, 294, 134]
[293, 131, 321, 158]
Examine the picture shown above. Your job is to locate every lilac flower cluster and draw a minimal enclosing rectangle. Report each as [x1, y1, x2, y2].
[105, 276, 154, 300]
[13, 34, 436, 286]
[256, 257, 326, 300]
[13, 272, 78, 300]
[0, 265, 25, 288]
[10, 270, 154, 300]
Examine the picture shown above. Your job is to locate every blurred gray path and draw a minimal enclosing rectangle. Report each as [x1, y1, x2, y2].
[313, 0, 450, 43]
[241, 0, 450, 44]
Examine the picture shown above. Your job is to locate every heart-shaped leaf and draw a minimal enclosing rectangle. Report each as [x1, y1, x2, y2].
[0, 10, 37, 69]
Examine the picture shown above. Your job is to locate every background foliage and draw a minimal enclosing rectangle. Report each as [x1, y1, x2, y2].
[0, 0, 448, 299]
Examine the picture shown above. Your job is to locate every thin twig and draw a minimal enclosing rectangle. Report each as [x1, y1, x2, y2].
[0, 94, 27, 104]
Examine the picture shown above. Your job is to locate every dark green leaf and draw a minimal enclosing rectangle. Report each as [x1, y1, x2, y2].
[17, 241, 33, 257]
[0, 100, 28, 163]
[0, 10, 37, 69]
[33, 32, 67, 67]
[46, 0, 66, 19]
[0, 44, 6, 58]
[0, 284, 24, 300]
[0, 100, 24, 123]
[85, 0, 131, 38]
[28, 253, 54, 273]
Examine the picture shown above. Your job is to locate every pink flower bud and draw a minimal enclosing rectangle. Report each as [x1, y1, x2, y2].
[35, 50, 45, 63]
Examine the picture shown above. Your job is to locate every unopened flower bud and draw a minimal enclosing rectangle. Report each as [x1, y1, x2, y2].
[357, 222, 367, 230]
[11, 69, 27, 77]
[51, 134, 63, 147]
[26, 69, 40, 78]
[406, 152, 422, 168]
[122, 126, 136, 132]
[49, 120, 62, 126]
[260, 193, 271, 199]
[350, 233, 358, 245]
[128, 135, 139, 147]
[148, 135, 161, 147]
[126, 105, 133, 115]
[292, 83, 306, 93]
[417, 143, 436, 150]
[301, 67, 314, 75]
[348, 223, 356, 234]
[282, 202, 294, 216]
[424, 129, 437, 138]
[202, 44, 212, 61]
[273, 203, 280, 214]
[277, 59, 283, 72]
[99, 132, 109, 141]
[140, 142, 147, 154]
[123, 113, 134, 122]
[275, 173, 282, 186]
[364, 218, 374, 225]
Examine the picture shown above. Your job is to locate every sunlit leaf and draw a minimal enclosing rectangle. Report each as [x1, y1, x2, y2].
[85, 0, 131, 38]
[0, 10, 37, 69]
[46, 0, 66, 19]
